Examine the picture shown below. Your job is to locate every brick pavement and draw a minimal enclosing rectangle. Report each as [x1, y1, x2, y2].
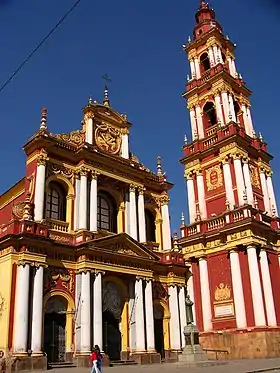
[24, 358, 280, 373]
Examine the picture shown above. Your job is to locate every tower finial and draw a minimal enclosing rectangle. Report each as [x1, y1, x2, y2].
[103, 85, 110, 107]
[40, 107, 47, 130]
[157, 156, 163, 176]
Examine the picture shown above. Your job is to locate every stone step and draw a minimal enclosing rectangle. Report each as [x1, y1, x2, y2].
[49, 362, 77, 369]
[110, 360, 138, 366]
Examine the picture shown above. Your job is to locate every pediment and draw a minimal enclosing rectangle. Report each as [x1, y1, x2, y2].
[95, 105, 129, 127]
[92, 233, 159, 261]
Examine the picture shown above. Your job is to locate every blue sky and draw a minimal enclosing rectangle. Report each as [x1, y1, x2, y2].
[0, 0, 279, 232]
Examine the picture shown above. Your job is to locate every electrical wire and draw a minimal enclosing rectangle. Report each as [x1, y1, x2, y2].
[0, 0, 83, 94]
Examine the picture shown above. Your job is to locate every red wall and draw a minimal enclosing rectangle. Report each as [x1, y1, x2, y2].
[0, 193, 25, 226]
[192, 261, 203, 331]
[239, 250, 255, 327]
[207, 252, 236, 329]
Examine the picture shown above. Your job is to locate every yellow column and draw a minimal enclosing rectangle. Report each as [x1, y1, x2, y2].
[155, 218, 163, 251]
[65, 310, 75, 354]
[117, 204, 126, 233]
[121, 299, 129, 352]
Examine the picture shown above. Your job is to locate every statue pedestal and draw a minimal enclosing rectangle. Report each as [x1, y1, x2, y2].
[178, 324, 208, 363]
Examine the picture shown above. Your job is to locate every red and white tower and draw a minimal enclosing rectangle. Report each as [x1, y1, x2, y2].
[179, 1, 280, 359]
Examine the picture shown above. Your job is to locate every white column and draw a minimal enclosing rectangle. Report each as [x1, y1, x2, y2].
[129, 185, 137, 240]
[228, 94, 236, 122]
[189, 108, 197, 140]
[186, 174, 196, 224]
[246, 107, 254, 136]
[85, 114, 93, 144]
[231, 59, 237, 76]
[214, 93, 224, 126]
[233, 155, 245, 206]
[247, 246, 266, 326]
[75, 273, 82, 353]
[80, 270, 91, 353]
[161, 196, 172, 250]
[90, 172, 98, 231]
[199, 258, 212, 331]
[229, 250, 247, 328]
[227, 57, 233, 75]
[221, 91, 230, 123]
[260, 249, 277, 327]
[121, 131, 129, 159]
[79, 169, 88, 230]
[222, 159, 235, 209]
[217, 47, 223, 63]
[241, 104, 250, 135]
[196, 171, 207, 219]
[74, 175, 80, 230]
[187, 274, 196, 324]
[31, 265, 44, 354]
[208, 47, 215, 67]
[260, 170, 271, 214]
[14, 263, 30, 354]
[145, 280, 155, 352]
[266, 172, 278, 216]
[93, 271, 103, 349]
[34, 157, 47, 221]
[125, 191, 130, 235]
[243, 160, 254, 206]
[138, 187, 146, 242]
[190, 59, 196, 79]
[178, 286, 187, 348]
[195, 106, 204, 139]
[168, 285, 181, 350]
[135, 278, 145, 352]
[194, 57, 201, 79]
[213, 44, 218, 64]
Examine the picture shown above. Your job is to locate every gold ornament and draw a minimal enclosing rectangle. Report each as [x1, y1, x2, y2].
[249, 165, 261, 189]
[95, 123, 121, 155]
[206, 165, 223, 191]
[214, 283, 231, 302]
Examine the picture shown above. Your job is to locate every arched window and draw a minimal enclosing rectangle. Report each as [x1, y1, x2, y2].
[45, 182, 66, 221]
[97, 192, 117, 233]
[203, 102, 217, 126]
[145, 209, 156, 242]
[200, 53, 211, 73]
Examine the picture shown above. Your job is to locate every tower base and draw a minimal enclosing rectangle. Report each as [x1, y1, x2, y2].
[200, 328, 280, 359]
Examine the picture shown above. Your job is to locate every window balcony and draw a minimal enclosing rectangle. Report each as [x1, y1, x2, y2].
[46, 218, 69, 233]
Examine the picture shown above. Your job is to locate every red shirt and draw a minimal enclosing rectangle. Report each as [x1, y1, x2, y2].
[90, 351, 98, 362]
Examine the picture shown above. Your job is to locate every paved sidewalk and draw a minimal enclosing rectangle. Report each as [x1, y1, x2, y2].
[26, 358, 280, 373]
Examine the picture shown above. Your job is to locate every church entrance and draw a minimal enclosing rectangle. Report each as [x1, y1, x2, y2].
[44, 296, 67, 363]
[103, 310, 121, 360]
[102, 281, 124, 361]
[154, 304, 165, 358]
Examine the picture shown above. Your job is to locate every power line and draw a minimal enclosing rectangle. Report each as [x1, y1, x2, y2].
[0, 0, 83, 94]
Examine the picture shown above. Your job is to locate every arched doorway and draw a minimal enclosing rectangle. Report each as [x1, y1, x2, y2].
[44, 296, 67, 363]
[102, 281, 124, 361]
[154, 304, 165, 358]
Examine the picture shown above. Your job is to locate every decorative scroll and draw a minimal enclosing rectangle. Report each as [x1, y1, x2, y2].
[44, 267, 75, 295]
[12, 202, 25, 219]
[53, 129, 84, 146]
[95, 123, 121, 154]
[47, 163, 74, 179]
[214, 283, 231, 302]
[102, 282, 123, 319]
[249, 165, 261, 189]
[206, 165, 223, 191]
[105, 243, 138, 257]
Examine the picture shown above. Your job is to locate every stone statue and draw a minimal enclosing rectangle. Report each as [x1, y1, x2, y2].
[185, 294, 194, 324]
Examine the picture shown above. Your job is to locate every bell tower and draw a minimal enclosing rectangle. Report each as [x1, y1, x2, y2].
[179, 1, 280, 360]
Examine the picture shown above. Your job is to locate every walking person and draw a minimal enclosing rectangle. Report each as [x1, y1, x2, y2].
[90, 347, 100, 373]
[95, 345, 103, 373]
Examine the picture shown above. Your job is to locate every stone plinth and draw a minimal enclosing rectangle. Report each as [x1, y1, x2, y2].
[179, 324, 207, 363]
[200, 328, 280, 359]
[130, 352, 161, 364]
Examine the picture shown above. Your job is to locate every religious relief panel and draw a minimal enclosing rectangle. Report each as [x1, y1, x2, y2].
[249, 164, 261, 189]
[95, 123, 122, 155]
[205, 165, 223, 192]
[44, 267, 75, 296]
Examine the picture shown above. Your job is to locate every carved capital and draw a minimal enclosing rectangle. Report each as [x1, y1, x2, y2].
[34, 262, 48, 269]
[195, 168, 203, 176]
[37, 149, 48, 166]
[17, 260, 30, 267]
[266, 170, 273, 178]
[129, 184, 137, 193]
[93, 269, 105, 277]
[91, 170, 99, 180]
[79, 166, 90, 177]
[242, 156, 250, 164]
[160, 194, 170, 206]
[232, 152, 242, 160]
[120, 127, 129, 135]
[220, 155, 230, 165]
[138, 186, 146, 195]
[184, 169, 194, 180]
[84, 112, 95, 120]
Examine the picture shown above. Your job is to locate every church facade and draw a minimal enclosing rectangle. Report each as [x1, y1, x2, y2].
[179, 1, 280, 360]
[0, 91, 189, 370]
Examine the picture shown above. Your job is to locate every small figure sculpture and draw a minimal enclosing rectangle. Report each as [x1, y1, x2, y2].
[186, 295, 194, 325]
